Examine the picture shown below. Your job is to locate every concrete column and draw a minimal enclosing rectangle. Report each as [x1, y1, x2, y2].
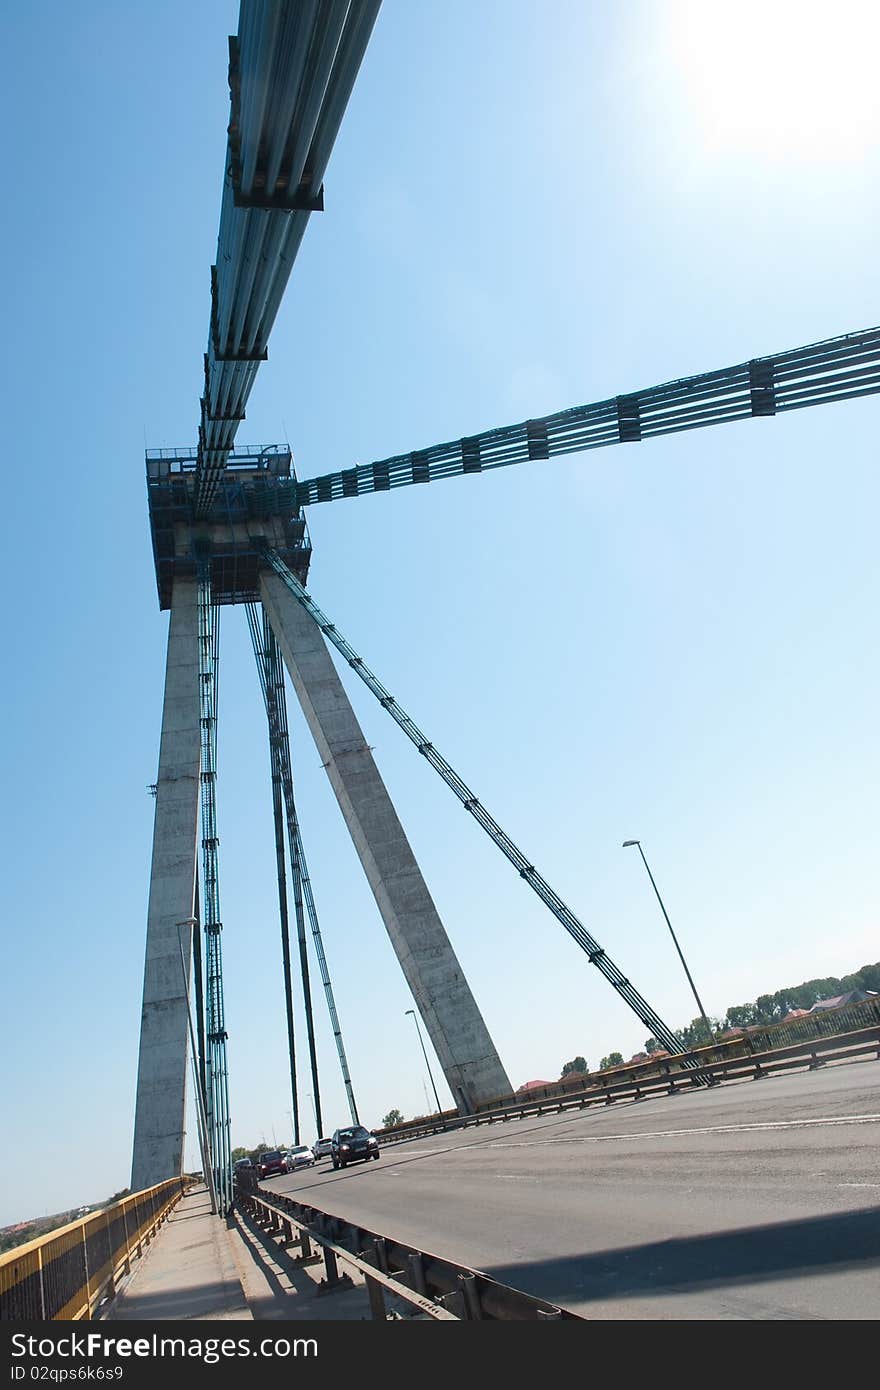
[261, 572, 512, 1113]
[132, 578, 201, 1189]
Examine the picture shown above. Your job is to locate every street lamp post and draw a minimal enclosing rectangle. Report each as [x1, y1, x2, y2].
[622, 840, 715, 1047]
[305, 1092, 319, 1135]
[405, 1009, 443, 1115]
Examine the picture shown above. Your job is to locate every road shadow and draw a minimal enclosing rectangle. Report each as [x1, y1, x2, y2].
[485, 1206, 880, 1309]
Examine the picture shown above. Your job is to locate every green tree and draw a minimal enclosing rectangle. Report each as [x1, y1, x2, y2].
[600, 1052, 624, 1070]
[855, 961, 880, 992]
[641, 958, 880, 1064]
[560, 1056, 588, 1077]
[382, 1109, 404, 1128]
[724, 1003, 759, 1029]
[231, 1147, 249, 1162]
[680, 1016, 721, 1049]
[753, 994, 778, 1024]
[645, 1035, 682, 1053]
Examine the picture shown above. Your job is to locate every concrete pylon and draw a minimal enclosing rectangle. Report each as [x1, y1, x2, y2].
[131, 579, 202, 1189]
[260, 572, 512, 1114]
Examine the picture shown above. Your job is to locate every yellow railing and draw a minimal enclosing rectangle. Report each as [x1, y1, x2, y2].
[0, 1177, 187, 1321]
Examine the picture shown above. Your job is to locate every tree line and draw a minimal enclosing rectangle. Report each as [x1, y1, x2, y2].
[560, 959, 879, 1075]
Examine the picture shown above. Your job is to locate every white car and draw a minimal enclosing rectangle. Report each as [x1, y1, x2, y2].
[284, 1144, 315, 1171]
[312, 1137, 333, 1159]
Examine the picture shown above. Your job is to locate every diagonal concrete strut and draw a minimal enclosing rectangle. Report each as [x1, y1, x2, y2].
[261, 571, 511, 1114]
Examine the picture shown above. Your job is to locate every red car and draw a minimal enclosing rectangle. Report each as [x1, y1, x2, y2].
[256, 1150, 286, 1179]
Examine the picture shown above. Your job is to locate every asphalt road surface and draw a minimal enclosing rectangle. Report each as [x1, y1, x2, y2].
[265, 1062, 880, 1319]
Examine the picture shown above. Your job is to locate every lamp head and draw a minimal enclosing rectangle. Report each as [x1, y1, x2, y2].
[622, 840, 639, 848]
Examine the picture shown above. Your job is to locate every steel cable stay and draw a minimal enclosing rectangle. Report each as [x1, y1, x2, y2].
[192, 862, 209, 1152]
[249, 606, 322, 1134]
[262, 549, 705, 1077]
[197, 564, 234, 1212]
[194, 1, 382, 516]
[293, 324, 880, 507]
[293, 812, 361, 1127]
[247, 602, 361, 1128]
[265, 616, 323, 1137]
[246, 602, 302, 1144]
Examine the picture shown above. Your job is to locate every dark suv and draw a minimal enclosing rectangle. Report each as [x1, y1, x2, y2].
[256, 1149, 286, 1179]
[331, 1126, 380, 1168]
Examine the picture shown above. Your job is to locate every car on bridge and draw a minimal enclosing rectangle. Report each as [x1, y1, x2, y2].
[284, 1145, 315, 1171]
[312, 1137, 333, 1159]
[256, 1150, 286, 1179]
[233, 1157, 258, 1192]
[331, 1126, 380, 1168]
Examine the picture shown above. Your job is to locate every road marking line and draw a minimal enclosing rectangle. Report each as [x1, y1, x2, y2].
[483, 1113, 880, 1148]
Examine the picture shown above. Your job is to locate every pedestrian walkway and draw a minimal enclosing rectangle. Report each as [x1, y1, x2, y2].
[101, 1183, 425, 1321]
[106, 1186, 252, 1322]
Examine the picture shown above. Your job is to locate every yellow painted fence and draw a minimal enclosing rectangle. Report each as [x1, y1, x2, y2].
[0, 1177, 187, 1321]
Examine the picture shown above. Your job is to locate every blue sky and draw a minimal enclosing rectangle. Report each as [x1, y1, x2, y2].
[2, 1, 878, 1226]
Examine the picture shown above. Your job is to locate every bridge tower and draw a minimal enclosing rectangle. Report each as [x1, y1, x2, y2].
[131, 446, 511, 1191]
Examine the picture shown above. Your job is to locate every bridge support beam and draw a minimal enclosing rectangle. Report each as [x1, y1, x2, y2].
[132, 578, 202, 1190]
[260, 572, 512, 1114]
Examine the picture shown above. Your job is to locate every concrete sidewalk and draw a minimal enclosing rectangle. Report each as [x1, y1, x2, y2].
[102, 1186, 415, 1322]
[105, 1186, 252, 1322]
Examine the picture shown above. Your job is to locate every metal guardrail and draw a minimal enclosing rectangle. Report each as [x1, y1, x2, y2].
[722, 996, 880, 1054]
[237, 1188, 583, 1321]
[467, 997, 880, 1116]
[0, 1178, 188, 1321]
[376, 1024, 880, 1144]
[372, 1001, 880, 1145]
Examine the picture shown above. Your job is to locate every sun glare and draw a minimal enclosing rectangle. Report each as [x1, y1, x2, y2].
[667, 0, 880, 159]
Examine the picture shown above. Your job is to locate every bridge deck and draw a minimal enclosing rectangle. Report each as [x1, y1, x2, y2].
[106, 1187, 251, 1322]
